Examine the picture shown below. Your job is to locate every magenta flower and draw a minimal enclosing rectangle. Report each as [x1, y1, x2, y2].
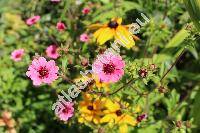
[26, 15, 40, 26]
[46, 45, 60, 59]
[57, 102, 74, 121]
[80, 33, 89, 42]
[82, 7, 90, 15]
[92, 52, 125, 83]
[56, 22, 66, 31]
[11, 49, 25, 62]
[26, 57, 59, 86]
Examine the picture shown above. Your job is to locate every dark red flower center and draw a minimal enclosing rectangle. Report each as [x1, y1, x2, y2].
[116, 110, 122, 116]
[15, 53, 21, 58]
[58, 24, 65, 29]
[38, 67, 49, 78]
[31, 18, 36, 22]
[103, 63, 115, 74]
[138, 68, 148, 78]
[51, 46, 57, 54]
[62, 108, 68, 114]
[87, 105, 94, 110]
[108, 21, 119, 28]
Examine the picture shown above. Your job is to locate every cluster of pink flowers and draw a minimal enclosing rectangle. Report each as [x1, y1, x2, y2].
[26, 57, 59, 86]
[22, 3, 126, 123]
[92, 51, 125, 83]
[11, 49, 25, 62]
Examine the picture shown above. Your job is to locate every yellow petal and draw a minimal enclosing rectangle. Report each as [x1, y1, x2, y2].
[93, 28, 104, 39]
[84, 115, 93, 122]
[134, 105, 142, 113]
[78, 117, 84, 123]
[80, 106, 91, 114]
[88, 23, 104, 30]
[93, 116, 101, 124]
[100, 114, 115, 124]
[115, 26, 135, 49]
[105, 99, 120, 111]
[124, 115, 137, 126]
[96, 27, 115, 45]
[116, 18, 122, 25]
[119, 124, 128, 133]
[111, 18, 122, 25]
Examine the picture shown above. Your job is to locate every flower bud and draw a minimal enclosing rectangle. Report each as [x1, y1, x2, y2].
[138, 68, 148, 78]
[81, 58, 89, 67]
[176, 120, 182, 128]
[137, 113, 147, 122]
[158, 86, 168, 93]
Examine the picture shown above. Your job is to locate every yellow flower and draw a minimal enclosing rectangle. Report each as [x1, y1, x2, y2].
[88, 18, 135, 49]
[74, 74, 109, 92]
[93, 74, 109, 92]
[101, 99, 137, 133]
[78, 94, 105, 124]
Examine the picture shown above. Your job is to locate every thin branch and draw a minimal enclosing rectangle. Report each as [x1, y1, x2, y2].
[160, 48, 186, 83]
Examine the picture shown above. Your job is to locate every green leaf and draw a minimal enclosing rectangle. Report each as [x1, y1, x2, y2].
[165, 29, 189, 49]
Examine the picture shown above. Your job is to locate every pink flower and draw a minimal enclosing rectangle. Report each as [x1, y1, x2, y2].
[80, 33, 89, 42]
[92, 51, 125, 83]
[82, 7, 90, 15]
[26, 57, 59, 86]
[57, 102, 74, 121]
[46, 45, 60, 59]
[26, 16, 40, 26]
[56, 22, 66, 31]
[11, 49, 25, 62]
[51, 0, 60, 2]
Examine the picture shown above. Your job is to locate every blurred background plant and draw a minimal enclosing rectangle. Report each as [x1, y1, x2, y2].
[0, 0, 199, 133]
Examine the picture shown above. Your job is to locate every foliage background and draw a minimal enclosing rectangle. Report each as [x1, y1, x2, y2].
[0, 0, 200, 132]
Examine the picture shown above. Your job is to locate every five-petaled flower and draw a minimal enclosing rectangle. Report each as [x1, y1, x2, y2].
[26, 15, 40, 26]
[92, 51, 125, 83]
[26, 57, 59, 86]
[11, 49, 25, 62]
[46, 45, 60, 59]
[56, 22, 66, 31]
[57, 102, 74, 121]
[80, 33, 89, 42]
[82, 7, 90, 15]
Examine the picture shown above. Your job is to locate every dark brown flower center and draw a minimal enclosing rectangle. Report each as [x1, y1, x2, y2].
[87, 105, 94, 110]
[116, 110, 122, 116]
[103, 63, 115, 74]
[38, 67, 49, 78]
[108, 21, 118, 28]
